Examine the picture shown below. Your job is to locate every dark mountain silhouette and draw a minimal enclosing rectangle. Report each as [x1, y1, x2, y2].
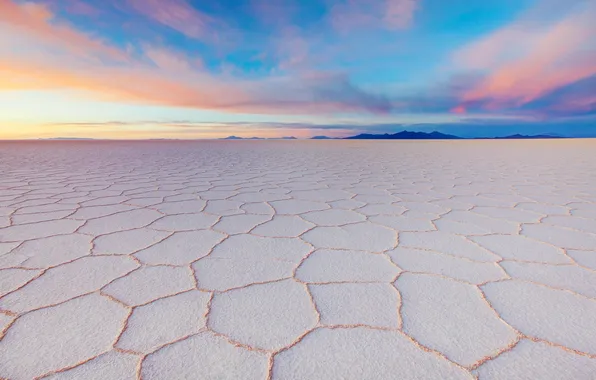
[311, 136, 334, 139]
[476, 134, 565, 139]
[221, 136, 264, 140]
[345, 130, 462, 140]
[344, 131, 568, 140]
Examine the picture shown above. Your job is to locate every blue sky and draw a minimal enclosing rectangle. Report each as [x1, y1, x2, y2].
[0, 0, 594, 138]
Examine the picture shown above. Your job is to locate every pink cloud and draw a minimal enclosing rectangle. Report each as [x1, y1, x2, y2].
[553, 96, 596, 113]
[330, 1, 376, 32]
[0, 0, 126, 61]
[453, 1, 596, 112]
[450, 105, 466, 114]
[384, 0, 418, 29]
[274, 27, 311, 71]
[125, 0, 217, 40]
[251, 0, 297, 26]
[36, 0, 100, 16]
[66, 1, 98, 15]
[143, 45, 204, 72]
[330, 0, 418, 32]
[0, 1, 389, 115]
[60, 0, 100, 16]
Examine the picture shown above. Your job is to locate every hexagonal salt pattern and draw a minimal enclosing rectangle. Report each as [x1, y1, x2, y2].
[0, 293, 129, 379]
[141, 331, 269, 379]
[209, 280, 318, 350]
[273, 327, 472, 379]
[0, 140, 595, 379]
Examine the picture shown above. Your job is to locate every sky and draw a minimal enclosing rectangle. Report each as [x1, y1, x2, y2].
[0, 0, 595, 139]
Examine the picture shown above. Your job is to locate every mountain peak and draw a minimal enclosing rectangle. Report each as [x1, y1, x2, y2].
[345, 130, 462, 140]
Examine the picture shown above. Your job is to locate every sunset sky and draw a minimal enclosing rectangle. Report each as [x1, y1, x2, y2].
[0, 0, 594, 139]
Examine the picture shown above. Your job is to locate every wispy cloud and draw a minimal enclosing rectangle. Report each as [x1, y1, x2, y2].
[453, 0, 596, 114]
[125, 0, 218, 41]
[330, 0, 418, 32]
[0, 0, 391, 115]
[384, 0, 418, 29]
[41, 0, 100, 16]
[250, 0, 298, 26]
[0, 0, 126, 61]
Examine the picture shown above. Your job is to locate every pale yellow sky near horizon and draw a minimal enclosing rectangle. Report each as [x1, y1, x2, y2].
[0, 90, 478, 140]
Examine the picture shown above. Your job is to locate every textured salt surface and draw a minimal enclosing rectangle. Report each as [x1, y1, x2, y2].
[0, 140, 595, 379]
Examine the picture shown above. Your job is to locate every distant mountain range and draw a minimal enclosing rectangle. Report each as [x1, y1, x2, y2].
[307, 131, 566, 140]
[222, 136, 263, 140]
[474, 134, 564, 140]
[38, 131, 569, 141]
[345, 131, 462, 140]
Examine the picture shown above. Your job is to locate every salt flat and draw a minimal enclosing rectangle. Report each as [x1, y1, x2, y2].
[0, 140, 595, 379]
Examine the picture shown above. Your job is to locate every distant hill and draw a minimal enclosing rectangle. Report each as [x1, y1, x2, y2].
[311, 136, 334, 139]
[345, 130, 462, 140]
[221, 136, 264, 140]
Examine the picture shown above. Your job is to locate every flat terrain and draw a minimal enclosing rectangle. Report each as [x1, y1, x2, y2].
[1, 140, 595, 379]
